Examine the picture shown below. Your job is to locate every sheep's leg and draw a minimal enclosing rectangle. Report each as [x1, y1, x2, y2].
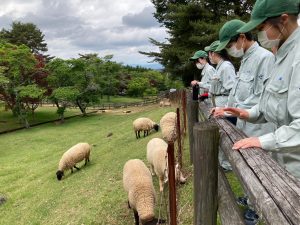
[84, 157, 90, 165]
[138, 131, 141, 138]
[71, 168, 73, 173]
[135, 131, 138, 139]
[149, 164, 155, 176]
[127, 200, 131, 209]
[159, 176, 164, 192]
[74, 165, 80, 170]
[143, 130, 146, 137]
[133, 210, 139, 225]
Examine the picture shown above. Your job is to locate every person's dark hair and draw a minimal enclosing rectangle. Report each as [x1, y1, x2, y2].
[216, 49, 230, 61]
[230, 32, 254, 42]
[266, 12, 299, 28]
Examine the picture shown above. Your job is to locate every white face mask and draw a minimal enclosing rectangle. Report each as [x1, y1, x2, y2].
[227, 40, 244, 58]
[257, 25, 282, 49]
[196, 62, 205, 69]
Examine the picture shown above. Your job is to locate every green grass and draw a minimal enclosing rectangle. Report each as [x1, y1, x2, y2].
[0, 105, 194, 225]
[97, 95, 153, 104]
[0, 103, 254, 225]
[0, 106, 85, 133]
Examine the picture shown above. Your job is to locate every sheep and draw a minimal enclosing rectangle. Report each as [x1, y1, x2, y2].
[56, 142, 91, 181]
[123, 159, 165, 225]
[133, 117, 159, 139]
[147, 138, 186, 192]
[160, 112, 177, 142]
[159, 98, 171, 107]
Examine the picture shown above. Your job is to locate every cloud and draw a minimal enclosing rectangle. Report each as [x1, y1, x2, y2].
[0, 0, 167, 68]
[122, 6, 159, 28]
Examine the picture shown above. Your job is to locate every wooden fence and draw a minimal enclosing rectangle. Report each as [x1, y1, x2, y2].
[186, 91, 300, 225]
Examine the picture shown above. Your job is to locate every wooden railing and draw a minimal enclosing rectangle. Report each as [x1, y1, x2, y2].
[186, 92, 300, 225]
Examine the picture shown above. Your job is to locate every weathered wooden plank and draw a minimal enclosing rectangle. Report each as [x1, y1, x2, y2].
[186, 93, 199, 164]
[193, 122, 219, 225]
[218, 167, 246, 225]
[199, 102, 300, 225]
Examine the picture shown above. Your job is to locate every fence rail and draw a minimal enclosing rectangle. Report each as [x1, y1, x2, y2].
[187, 94, 300, 225]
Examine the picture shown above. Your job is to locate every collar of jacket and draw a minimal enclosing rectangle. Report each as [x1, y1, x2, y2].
[216, 59, 224, 70]
[242, 41, 259, 62]
[275, 26, 300, 64]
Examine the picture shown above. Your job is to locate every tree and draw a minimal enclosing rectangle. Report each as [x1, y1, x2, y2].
[0, 42, 45, 127]
[141, 0, 254, 85]
[127, 77, 150, 97]
[0, 21, 47, 54]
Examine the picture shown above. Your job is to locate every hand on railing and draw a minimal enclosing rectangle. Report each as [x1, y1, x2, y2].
[222, 107, 249, 120]
[232, 137, 262, 150]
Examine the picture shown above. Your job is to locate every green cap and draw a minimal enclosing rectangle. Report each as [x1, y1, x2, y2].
[204, 40, 220, 52]
[189, 50, 208, 61]
[216, 19, 246, 51]
[238, 0, 300, 33]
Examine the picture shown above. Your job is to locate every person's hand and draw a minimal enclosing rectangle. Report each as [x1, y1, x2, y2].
[191, 80, 199, 86]
[212, 107, 226, 118]
[223, 107, 249, 120]
[232, 137, 261, 150]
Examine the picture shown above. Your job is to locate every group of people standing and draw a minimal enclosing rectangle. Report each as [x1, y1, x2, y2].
[190, 0, 300, 179]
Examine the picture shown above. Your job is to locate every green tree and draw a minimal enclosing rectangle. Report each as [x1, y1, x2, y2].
[127, 77, 149, 97]
[0, 21, 48, 54]
[141, 0, 254, 85]
[0, 42, 42, 127]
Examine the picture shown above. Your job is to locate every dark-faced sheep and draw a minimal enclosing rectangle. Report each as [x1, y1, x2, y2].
[133, 118, 159, 139]
[123, 159, 165, 225]
[56, 142, 91, 181]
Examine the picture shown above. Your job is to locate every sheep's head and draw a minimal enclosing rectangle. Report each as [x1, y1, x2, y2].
[153, 124, 159, 132]
[56, 170, 64, 181]
[143, 218, 166, 225]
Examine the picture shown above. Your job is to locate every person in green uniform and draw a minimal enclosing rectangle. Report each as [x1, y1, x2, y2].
[190, 50, 216, 101]
[216, 0, 300, 179]
[214, 19, 276, 137]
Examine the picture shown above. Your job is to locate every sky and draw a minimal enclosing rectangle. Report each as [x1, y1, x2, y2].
[0, 0, 168, 69]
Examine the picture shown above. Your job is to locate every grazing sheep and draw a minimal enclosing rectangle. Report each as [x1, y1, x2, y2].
[133, 118, 159, 139]
[123, 159, 165, 225]
[160, 112, 177, 142]
[147, 138, 186, 192]
[56, 142, 91, 181]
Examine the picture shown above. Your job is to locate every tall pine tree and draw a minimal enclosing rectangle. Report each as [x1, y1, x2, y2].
[140, 0, 254, 85]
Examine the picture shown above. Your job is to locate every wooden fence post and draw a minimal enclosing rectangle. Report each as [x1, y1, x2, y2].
[176, 108, 182, 169]
[193, 121, 219, 225]
[186, 92, 199, 164]
[168, 142, 177, 225]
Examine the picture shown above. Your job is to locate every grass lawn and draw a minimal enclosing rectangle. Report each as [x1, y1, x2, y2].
[97, 95, 155, 104]
[0, 106, 86, 133]
[0, 103, 251, 225]
[0, 104, 195, 225]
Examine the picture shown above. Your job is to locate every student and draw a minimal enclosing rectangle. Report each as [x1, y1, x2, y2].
[189, 50, 216, 101]
[217, 0, 300, 178]
[205, 40, 237, 171]
[204, 41, 236, 108]
[213, 19, 276, 137]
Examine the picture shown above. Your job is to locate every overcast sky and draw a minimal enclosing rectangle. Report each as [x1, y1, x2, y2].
[0, 0, 168, 68]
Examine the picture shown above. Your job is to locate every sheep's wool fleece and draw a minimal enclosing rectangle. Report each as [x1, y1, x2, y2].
[160, 112, 177, 142]
[147, 138, 168, 176]
[123, 159, 155, 221]
[58, 143, 91, 171]
[133, 118, 155, 131]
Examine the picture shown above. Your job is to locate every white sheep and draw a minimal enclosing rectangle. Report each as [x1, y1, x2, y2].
[160, 112, 177, 142]
[56, 142, 91, 180]
[123, 159, 165, 225]
[133, 117, 159, 139]
[159, 98, 171, 107]
[147, 138, 186, 192]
